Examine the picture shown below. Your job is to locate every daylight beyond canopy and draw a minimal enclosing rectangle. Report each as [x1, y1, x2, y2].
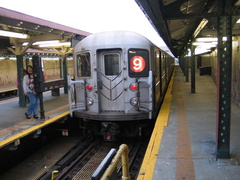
[0, 0, 173, 56]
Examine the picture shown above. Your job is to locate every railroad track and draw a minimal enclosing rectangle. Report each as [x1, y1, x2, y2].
[0, 88, 18, 100]
[38, 137, 148, 180]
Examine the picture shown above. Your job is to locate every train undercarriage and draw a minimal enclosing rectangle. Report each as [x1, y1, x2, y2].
[77, 118, 155, 141]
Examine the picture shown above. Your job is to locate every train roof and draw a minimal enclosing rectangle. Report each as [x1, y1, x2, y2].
[74, 31, 154, 51]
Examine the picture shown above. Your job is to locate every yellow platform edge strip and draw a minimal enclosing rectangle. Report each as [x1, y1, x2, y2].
[0, 111, 70, 148]
[0, 88, 17, 93]
[137, 69, 175, 180]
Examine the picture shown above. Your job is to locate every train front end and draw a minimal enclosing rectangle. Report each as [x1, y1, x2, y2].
[68, 31, 154, 140]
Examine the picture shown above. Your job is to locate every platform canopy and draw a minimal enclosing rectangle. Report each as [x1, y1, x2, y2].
[0, 7, 91, 56]
[136, 0, 240, 57]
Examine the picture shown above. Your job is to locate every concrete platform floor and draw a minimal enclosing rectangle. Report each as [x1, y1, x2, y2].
[153, 67, 240, 180]
[0, 89, 69, 148]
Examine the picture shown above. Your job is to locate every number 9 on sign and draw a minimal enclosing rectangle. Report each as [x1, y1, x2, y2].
[130, 56, 146, 73]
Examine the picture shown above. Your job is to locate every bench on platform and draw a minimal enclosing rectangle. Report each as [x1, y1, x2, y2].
[199, 66, 212, 76]
[44, 79, 65, 96]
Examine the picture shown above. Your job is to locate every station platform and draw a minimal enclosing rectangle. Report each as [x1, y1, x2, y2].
[1, 67, 240, 179]
[138, 66, 240, 180]
[0, 89, 69, 149]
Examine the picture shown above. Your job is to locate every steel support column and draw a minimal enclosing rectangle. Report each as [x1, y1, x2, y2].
[179, 56, 181, 70]
[185, 57, 189, 82]
[59, 58, 63, 79]
[182, 57, 186, 75]
[179, 56, 184, 72]
[25, 58, 29, 67]
[183, 57, 187, 76]
[216, 0, 232, 159]
[17, 55, 26, 107]
[191, 45, 196, 93]
[179, 56, 183, 73]
[62, 55, 68, 94]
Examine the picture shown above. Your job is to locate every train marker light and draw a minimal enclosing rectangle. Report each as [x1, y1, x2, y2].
[129, 83, 138, 91]
[86, 84, 93, 91]
[106, 135, 112, 140]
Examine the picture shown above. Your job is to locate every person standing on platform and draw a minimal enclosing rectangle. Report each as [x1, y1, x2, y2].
[23, 65, 39, 119]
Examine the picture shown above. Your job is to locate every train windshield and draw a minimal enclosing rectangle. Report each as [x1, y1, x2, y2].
[76, 52, 91, 77]
[104, 53, 120, 76]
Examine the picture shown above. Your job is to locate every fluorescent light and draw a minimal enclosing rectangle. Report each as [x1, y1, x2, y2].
[0, 30, 29, 39]
[34, 40, 60, 45]
[39, 42, 71, 47]
[196, 37, 218, 42]
[195, 48, 211, 55]
[195, 37, 227, 43]
[23, 40, 60, 46]
[42, 57, 60, 60]
[194, 45, 213, 55]
[193, 18, 208, 38]
[193, 42, 218, 46]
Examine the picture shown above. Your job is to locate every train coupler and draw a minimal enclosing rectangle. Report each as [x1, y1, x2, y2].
[101, 122, 119, 141]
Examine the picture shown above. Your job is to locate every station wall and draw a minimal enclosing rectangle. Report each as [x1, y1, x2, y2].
[0, 58, 73, 87]
[198, 36, 240, 107]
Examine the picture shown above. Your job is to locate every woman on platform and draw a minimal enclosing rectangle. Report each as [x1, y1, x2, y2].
[23, 65, 39, 119]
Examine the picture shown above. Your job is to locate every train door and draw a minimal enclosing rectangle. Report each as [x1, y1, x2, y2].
[97, 49, 124, 112]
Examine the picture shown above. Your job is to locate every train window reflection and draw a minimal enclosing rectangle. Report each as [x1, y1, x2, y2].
[76, 52, 91, 77]
[104, 54, 120, 76]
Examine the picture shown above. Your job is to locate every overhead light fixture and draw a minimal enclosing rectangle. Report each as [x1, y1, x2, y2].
[39, 42, 71, 47]
[23, 40, 60, 46]
[193, 18, 208, 38]
[195, 37, 227, 42]
[196, 37, 218, 42]
[193, 36, 229, 55]
[193, 42, 216, 55]
[0, 30, 29, 39]
[34, 40, 60, 45]
[235, 0, 240, 6]
[193, 39, 218, 54]
[193, 36, 228, 55]
[195, 48, 211, 55]
[193, 42, 218, 46]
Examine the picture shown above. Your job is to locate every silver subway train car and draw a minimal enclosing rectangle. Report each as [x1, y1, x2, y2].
[68, 31, 174, 140]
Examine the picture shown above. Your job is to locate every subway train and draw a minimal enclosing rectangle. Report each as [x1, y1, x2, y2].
[67, 31, 175, 140]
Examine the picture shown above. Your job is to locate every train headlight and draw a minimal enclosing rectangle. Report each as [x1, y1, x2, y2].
[130, 97, 138, 106]
[129, 83, 138, 91]
[86, 97, 94, 106]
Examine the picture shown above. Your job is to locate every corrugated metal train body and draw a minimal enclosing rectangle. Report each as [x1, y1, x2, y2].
[68, 31, 174, 138]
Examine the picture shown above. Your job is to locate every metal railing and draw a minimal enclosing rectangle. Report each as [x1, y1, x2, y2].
[67, 74, 86, 116]
[92, 144, 130, 180]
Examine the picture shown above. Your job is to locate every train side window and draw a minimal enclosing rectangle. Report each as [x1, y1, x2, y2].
[104, 53, 120, 76]
[76, 52, 91, 77]
[128, 49, 149, 77]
